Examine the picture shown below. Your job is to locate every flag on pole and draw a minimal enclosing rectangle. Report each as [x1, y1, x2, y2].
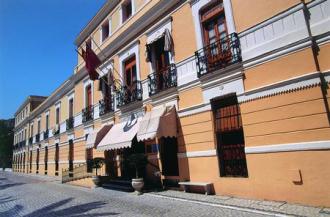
[81, 43, 101, 80]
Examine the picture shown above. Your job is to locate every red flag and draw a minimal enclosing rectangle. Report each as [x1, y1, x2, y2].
[81, 43, 101, 80]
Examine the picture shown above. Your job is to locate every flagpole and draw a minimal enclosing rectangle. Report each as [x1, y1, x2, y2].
[75, 48, 110, 88]
[89, 37, 124, 83]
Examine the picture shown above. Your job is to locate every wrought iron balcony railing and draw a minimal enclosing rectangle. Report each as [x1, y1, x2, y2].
[99, 96, 114, 116]
[148, 64, 177, 96]
[82, 105, 94, 123]
[35, 134, 40, 143]
[18, 141, 25, 148]
[66, 117, 74, 130]
[43, 130, 49, 140]
[116, 80, 143, 107]
[195, 32, 242, 78]
[53, 127, 60, 136]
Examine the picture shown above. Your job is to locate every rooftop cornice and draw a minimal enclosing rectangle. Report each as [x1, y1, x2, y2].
[14, 96, 47, 116]
[75, 0, 121, 47]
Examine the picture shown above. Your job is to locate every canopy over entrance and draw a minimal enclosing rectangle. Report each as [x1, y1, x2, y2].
[137, 105, 177, 142]
[97, 114, 141, 151]
[85, 125, 112, 149]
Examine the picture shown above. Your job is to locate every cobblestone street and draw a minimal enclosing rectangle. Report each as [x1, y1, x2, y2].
[0, 172, 289, 217]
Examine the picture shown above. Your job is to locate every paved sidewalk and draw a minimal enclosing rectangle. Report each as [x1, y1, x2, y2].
[148, 190, 330, 217]
[3, 172, 330, 217]
[11, 172, 62, 182]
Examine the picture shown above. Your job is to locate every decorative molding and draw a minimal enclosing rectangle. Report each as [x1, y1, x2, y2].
[238, 72, 322, 103]
[178, 103, 211, 118]
[245, 140, 330, 154]
[177, 149, 217, 158]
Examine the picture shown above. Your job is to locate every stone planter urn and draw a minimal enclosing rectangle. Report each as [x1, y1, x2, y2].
[92, 175, 101, 187]
[132, 178, 144, 195]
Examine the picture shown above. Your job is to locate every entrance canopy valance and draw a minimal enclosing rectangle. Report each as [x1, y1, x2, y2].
[137, 105, 177, 142]
[97, 114, 141, 151]
[86, 125, 112, 149]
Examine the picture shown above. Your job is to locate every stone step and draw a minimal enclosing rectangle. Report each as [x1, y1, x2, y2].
[102, 183, 134, 192]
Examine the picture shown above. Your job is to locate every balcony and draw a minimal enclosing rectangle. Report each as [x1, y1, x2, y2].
[35, 134, 40, 143]
[53, 126, 60, 136]
[116, 81, 142, 107]
[82, 105, 94, 123]
[99, 96, 114, 116]
[195, 33, 242, 78]
[66, 117, 74, 131]
[148, 64, 177, 96]
[43, 130, 49, 140]
[18, 141, 25, 148]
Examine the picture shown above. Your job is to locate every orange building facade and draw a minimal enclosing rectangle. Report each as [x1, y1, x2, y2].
[12, 0, 330, 207]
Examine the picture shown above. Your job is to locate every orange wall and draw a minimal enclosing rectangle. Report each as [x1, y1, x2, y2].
[244, 48, 317, 91]
[241, 86, 330, 146]
[185, 150, 330, 207]
[231, 0, 301, 32]
[172, 3, 197, 62]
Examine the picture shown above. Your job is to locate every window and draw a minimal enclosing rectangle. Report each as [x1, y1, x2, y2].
[101, 20, 109, 42]
[45, 114, 49, 130]
[69, 98, 74, 118]
[212, 94, 248, 177]
[69, 140, 74, 174]
[44, 146, 48, 174]
[37, 120, 41, 134]
[30, 125, 33, 137]
[56, 107, 60, 125]
[55, 143, 59, 175]
[122, 0, 132, 23]
[200, 1, 231, 63]
[85, 85, 92, 107]
[86, 148, 93, 173]
[86, 38, 92, 49]
[29, 150, 32, 173]
[36, 148, 40, 173]
[124, 56, 137, 88]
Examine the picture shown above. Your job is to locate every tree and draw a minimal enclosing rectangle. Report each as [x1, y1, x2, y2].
[0, 119, 14, 169]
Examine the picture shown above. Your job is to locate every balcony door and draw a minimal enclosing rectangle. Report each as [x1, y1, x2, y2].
[124, 56, 137, 89]
[86, 85, 92, 108]
[201, 3, 231, 65]
[124, 56, 137, 101]
[154, 37, 170, 90]
[69, 99, 74, 118]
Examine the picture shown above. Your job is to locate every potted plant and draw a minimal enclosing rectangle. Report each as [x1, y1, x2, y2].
[127, 153, 148, 195]
[91, 157, 105, 187]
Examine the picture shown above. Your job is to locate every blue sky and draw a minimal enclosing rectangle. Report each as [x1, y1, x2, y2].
[0, 0, 106, 119]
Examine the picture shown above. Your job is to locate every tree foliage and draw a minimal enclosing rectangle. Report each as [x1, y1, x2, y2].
[0, 119, 14, 169]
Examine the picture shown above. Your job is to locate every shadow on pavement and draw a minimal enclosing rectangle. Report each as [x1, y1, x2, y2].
[0, 205, 23, 217]
[24, 198, 119, 217]
[0, 182, 25, 190]
[0, 195, 16, 203]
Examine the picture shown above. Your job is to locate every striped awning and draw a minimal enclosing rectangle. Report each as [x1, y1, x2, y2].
[137, 105, 177, 142]
[86, 125, 112, 149]
[97, 114, 141, 151]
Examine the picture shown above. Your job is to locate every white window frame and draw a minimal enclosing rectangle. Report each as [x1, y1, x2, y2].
[45, 110, 50, 130]
[55, 102, 61, 126]
[120, 0, 135, 25]
[67, 92, 75, 117]
[146, 18, 174, 74]
[83, 79, 94, 108]
[191, 0, 236, 50]
[118, 42, 141, 86]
